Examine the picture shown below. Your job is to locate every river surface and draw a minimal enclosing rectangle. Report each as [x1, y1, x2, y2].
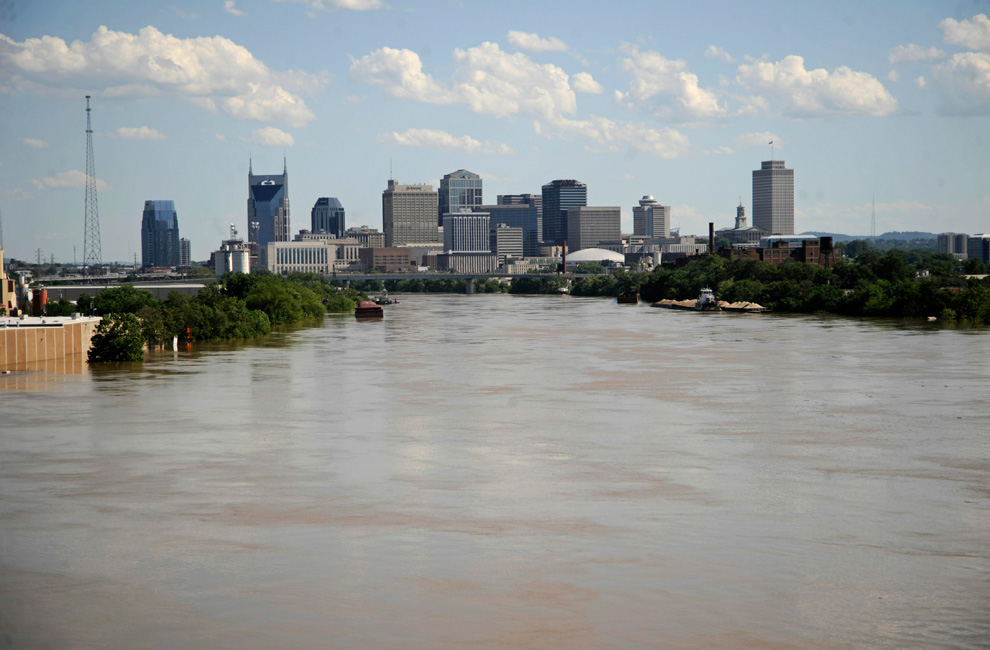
[1, 294, 988, 649]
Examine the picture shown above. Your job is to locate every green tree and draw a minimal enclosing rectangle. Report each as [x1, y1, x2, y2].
[574, 261, 606, 275]
[88, 313, 145, 363]
[45, 299, 76, 316]
[325, 293, 357, 313]
[93, 285, 159, 315]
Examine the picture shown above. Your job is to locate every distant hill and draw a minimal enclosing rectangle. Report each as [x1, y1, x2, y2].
[799, 231, 937, 242]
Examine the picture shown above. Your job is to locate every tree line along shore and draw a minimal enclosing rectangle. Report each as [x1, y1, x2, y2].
[43, 245, 989, 362]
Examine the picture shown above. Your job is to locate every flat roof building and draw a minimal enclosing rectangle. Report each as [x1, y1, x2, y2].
[565, 206, 621, 253]
[753, 160, 794, 235]
[383, 180, 439, 248]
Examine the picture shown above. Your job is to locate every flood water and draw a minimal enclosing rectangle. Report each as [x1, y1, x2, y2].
[1, 293, 988, 649]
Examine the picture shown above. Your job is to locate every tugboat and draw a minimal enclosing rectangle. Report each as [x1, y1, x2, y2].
[355, 300, 384, 318]
[694, 287, 721, 311]
[373, 290, 396, 305]
[617, 291, 640, 304]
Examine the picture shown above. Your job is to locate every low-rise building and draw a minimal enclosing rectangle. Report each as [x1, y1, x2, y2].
[436, 253, 497, 274]
[723, 236, 839, 268]
[359, 247, 411, 272]
[345, 226, 385, 249]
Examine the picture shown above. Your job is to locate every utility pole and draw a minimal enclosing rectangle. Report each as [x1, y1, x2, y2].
[83, 95, 103, 272]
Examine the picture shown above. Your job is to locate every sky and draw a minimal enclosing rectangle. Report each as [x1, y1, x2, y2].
[1, 0, 988, 263]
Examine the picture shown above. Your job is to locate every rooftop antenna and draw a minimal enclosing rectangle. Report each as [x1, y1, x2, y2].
[82, 95, 103, 271]
[871, 193, 876, 239]
[249, 154, 253, 175]
[389, 157, 393, 181]
[283, 152, 287, 174]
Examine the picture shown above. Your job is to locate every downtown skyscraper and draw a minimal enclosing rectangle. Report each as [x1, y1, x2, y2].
[438, 170, 483, 225]
[752, 160, 794, 235]
[542, 179, 587, 246]
[141, 200, 180, 268]
[248, 158, 290, 267]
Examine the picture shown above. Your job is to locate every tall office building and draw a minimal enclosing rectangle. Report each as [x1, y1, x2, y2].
[565, 206, 621, 252]
[632, 195, 670, 239]
[248, 158, 290, 267]
[752, 160, 794, 235]
[438, 170, 483, 225]
[179, 237, 191, 267]
[490, 224, 524, 266]
[473, 203, 541, 257]
[141, 200, 180, 268]
[443, 213, 491, 253]
[542, 180, 587, 245]
[383, 179, 439, 248]
[311, 197, 345, 238]
[938, 232, 970, 259]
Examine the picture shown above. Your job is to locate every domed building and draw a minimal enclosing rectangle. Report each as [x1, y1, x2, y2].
[565, 248, 624, 269]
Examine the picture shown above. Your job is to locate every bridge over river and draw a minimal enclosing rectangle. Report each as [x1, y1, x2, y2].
[40, 272, 594, 299]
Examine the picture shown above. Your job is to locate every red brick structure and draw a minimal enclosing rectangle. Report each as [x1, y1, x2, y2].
[722, 237, 839, 268]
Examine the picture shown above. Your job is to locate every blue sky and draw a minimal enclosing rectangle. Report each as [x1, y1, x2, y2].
[1, 0, 988, 262]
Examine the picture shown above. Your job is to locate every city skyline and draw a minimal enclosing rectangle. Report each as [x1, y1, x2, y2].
[1, 1, 988, 262]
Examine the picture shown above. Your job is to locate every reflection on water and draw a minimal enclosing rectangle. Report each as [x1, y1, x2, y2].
[1, 294, 988, 649]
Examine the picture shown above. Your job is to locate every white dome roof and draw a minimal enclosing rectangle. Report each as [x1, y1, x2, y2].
[567, 248, 625, 263]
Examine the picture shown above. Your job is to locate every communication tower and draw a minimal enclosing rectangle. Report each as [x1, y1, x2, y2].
[83, 95, 103, 270]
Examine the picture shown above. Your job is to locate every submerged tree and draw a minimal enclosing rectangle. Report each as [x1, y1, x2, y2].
[88, 313, 145, 363]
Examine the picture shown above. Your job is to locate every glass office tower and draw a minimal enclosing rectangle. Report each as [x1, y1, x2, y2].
[541, 179, 587, 245]
[141, 200, 180, 268]
[438, 170, 483, 225]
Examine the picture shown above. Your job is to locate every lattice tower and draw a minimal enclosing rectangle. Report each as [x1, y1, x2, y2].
[83, 95, 102, 269]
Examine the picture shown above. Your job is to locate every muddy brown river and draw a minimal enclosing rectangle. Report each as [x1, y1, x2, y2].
[1, 294, 988, 649]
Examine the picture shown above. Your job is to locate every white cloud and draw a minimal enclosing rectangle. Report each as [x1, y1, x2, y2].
[351, 42, 577, 121]
[932, 52, 990, 115]
[172, 6, 200, 20]
[506, 30, 568, 53]
[916, 75, 927, 88]
[551, 115, 692, 159]
[3, 188, 32, 201]
[215, 133, 226, 141]
[107, 126, 165, 140]
[736, 55, 898, 117]
[572, 72, 603, 94]
[703, 145, 734, 156]
[377, 128, 513, 154]
[0, 26, 323, 127]
[274, 0, 383, 11]
[619, 45, 727, 121]
[888, 44, 946, 64]
[939, 13, 990, 52]
[353, 43, 695, 159]
[704, 45, 735, 63]
[22, 137, 49, 148]
[248, 126, 295, 147]
[31, 170, 109, 191]
[736, 132, 782, 149]
[887, 70, 899, 82]
[224, 0, 246, 16]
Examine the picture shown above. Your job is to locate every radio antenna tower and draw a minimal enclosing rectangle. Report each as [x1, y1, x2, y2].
[83, 95, 102, 271]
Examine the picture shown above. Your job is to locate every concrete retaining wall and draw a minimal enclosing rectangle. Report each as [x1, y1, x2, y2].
[0, 318, 101, 370]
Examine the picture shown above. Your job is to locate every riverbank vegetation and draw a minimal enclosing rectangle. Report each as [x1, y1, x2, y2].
[80, 273, 366, 360]
[570, 248, 990, 323]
